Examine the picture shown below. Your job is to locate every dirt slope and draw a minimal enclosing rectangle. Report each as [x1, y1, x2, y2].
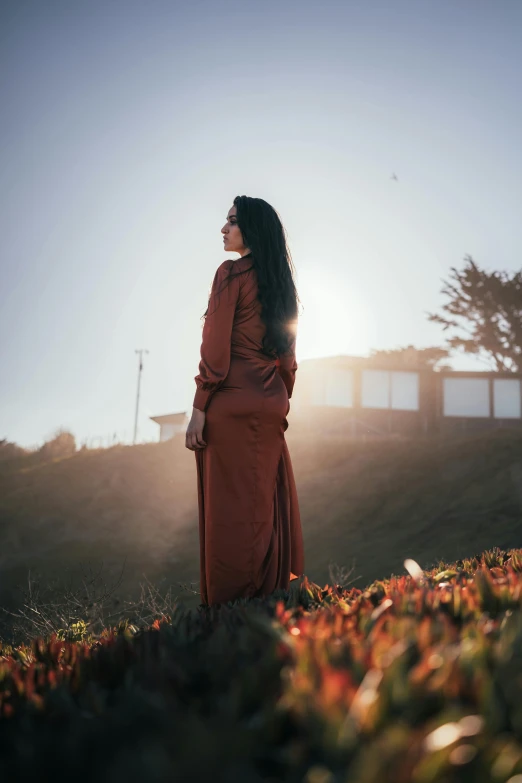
[1, 424, 521, 614]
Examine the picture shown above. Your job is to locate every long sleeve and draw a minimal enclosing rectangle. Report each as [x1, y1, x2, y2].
[193, 261, 240, 412]
[276, 335, 298, 399]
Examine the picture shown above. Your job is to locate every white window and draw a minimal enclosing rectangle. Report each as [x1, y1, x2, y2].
[325, 369, 353, 407]
[493, 379, 521, 419]
[361, 370, 389, 409]
[443, 378, 490, 417]
[391, 371, 419, 411]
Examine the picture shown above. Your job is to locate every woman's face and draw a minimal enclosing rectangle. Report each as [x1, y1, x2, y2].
[222, 205, 250, 255]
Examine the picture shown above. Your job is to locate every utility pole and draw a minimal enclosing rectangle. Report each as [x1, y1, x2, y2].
[133, 349, 149, 444]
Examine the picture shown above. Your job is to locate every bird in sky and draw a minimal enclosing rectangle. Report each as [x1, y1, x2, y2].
[391, 172, 398, 181]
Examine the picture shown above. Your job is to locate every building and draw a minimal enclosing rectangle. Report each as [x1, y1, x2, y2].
[150, 356, 522, 441]
[149, 412, 189, 441]
[290, 355, 522, 436]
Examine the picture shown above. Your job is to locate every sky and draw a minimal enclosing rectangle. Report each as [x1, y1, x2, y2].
[1, 0, 521, 449]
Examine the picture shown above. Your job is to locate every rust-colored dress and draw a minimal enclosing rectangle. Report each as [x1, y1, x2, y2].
[193, 254, 304, 606]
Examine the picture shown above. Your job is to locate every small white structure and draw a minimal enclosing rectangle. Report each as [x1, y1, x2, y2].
[150, 412, 188, 441]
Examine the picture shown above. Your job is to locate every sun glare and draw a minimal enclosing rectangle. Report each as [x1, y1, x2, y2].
[295, 266, 372, 360]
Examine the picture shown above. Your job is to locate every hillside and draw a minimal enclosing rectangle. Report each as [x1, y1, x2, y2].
[1, 422, 521, 621]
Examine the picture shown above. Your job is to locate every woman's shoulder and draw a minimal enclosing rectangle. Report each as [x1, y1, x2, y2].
[218, 256, 254, 275]
[212, 258, 235, 279]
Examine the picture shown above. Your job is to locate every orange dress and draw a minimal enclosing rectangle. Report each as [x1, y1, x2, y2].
[193, 254, 305, 606]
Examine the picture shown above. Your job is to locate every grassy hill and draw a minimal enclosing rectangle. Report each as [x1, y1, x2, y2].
[1, 422, 521, 633]
[0, 546, 521, 781]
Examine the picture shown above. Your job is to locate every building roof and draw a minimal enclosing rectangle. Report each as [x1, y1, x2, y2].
[298, 354, 522, 378]
[149, 412, 188, 424]
[298, 355, 435, 372]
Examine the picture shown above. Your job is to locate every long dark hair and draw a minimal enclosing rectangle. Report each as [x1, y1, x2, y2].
[201, 195, 301, 358]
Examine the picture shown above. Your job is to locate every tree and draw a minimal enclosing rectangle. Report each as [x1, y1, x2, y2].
[428, 255, 522, 372]
[368, 345, 451, 371]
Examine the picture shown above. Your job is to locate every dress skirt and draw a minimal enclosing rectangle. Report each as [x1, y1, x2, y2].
[195, 351, 305, 606]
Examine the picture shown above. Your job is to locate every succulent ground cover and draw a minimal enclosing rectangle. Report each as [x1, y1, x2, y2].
[0, 546, 522, 782]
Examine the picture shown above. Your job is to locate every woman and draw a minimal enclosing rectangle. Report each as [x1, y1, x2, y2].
[185, 195, 305, 606]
